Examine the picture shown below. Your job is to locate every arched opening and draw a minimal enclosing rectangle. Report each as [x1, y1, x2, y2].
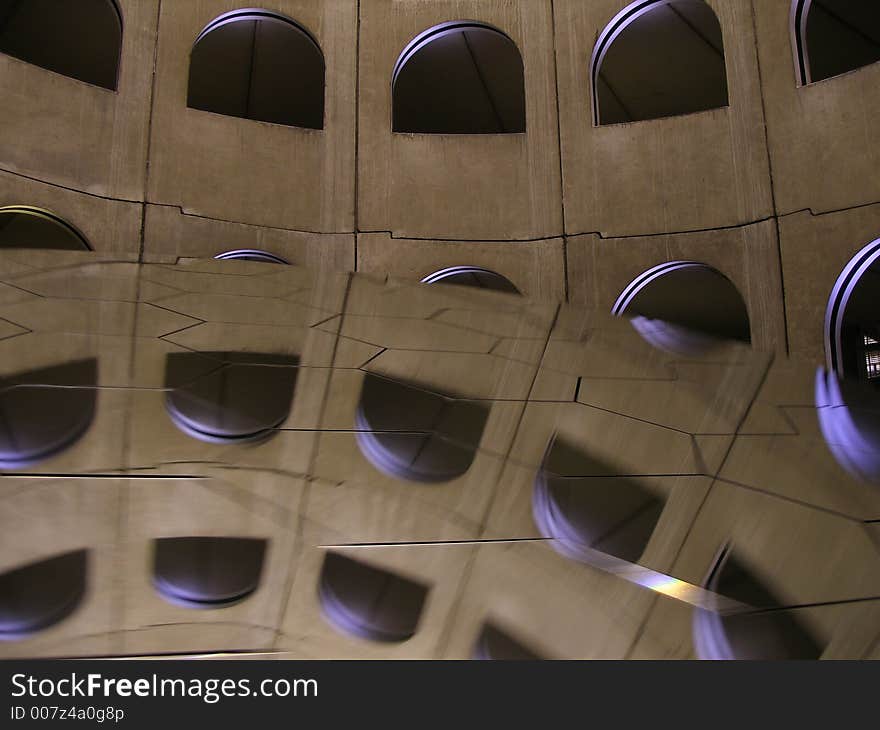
[392, 21, 526, 134]
[0, 550, 87, 639]
[532, 435, 665, 564]
[693, 547, 824, 660]
[612, 261, 751, 356]
[421, 266, 520, 294]
[214, 249, 290, 265]
[355, 372, 489, 484]
[590, 0, 729, 125]
[0, 359, 97, 470]
[152, 537, 267, 609]
[818, 237, 880, 483]
[473, 623, 542, 660]
[318, 551, 428, 643]
[187, 9, 324, 129]
[792, 0, 880, 85]
[824, 238, 880, 382]
[0, 206, 91, 251]
[0, 0, 121, 90]
[164, 351, 299, 445]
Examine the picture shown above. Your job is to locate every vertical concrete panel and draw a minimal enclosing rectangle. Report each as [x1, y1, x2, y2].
[555, 0, 773, 237]
[357, 0, 563, 240]
[567, 220, 787, 352]
[146, 1, 358, 232]
[779, 204, 880, 364]
[753, 1, 880, 216]
[0, 0, 158, 201]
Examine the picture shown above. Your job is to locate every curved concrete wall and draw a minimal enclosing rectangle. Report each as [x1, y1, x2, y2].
[1, 0, 878, 362]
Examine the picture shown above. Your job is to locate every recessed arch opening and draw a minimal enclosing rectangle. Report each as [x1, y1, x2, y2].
[590, 0, 729, 126]
[318, 551, 428, 643]
[355, 372, 489, 484]
[187, 9, 324, 129]
[0, 0, 122, 90]
[164, 351, 299, 445]
[421, 266, 520, 294]
[0, 549, 88, 639]
[792, 0, 880, 85]
[214, 249, 290, 265]
[392, 21, 526, 134]
[0, 359, 98, 470]
[532, 435, 665, 564]
[0, 206, 91, 251]
[152, 537, 267, 609]
[818, 237, 880, 483]
[692, 546, 824, 660]
[612, 261, 751, 356]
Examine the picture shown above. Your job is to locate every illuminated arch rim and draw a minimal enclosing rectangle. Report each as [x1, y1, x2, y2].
[392, 20, 518, 91]
[612, 260, 707, 316]
[591, 1, 682, 125]
[420, 266, 520, 293]
[165, 399, 287, 445]
[814, 238, 880, 484]
[823, 237, 880, 376]
[589, 0, 725, 125]
[790, 0, 880, 86]
[193, 8, 321, 55]
[790, 0, 813, 85]
[0, 206, 92, 251]
[214, 249, 290, 265]
[612, 260, 744, 355]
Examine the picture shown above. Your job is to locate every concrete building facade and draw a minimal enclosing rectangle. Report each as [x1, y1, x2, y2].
[0, 0, 877, 365]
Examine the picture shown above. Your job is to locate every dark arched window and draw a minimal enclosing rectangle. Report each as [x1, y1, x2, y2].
[393, 21, 526, 134]
[164, 351, 299, 445]
[817, 237, 880, 484]
[792, 0, 880, 85]
[355, 372, 489, 484]
[421, 266, 520, 294]
[612, 261, 750, 355]
[0, 359, 97, 470]
[0, 206, 91, 251]
[152, 537, 267, 609]
[693, 547, 824, 660]
[0, 0, 121, 90]
[591, 0, 728, 125]
[214, 249, 290, 265]
[187, 9, 324, 129]
[0, 550, 87, 638]
[318, 551, 428, 643]
[532, 435, 665, 564]
[473, 623, 542, 660]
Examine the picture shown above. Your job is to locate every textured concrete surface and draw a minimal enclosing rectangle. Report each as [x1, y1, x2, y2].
[1, 0, 878, 400]
[0, 253, 876, 659]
